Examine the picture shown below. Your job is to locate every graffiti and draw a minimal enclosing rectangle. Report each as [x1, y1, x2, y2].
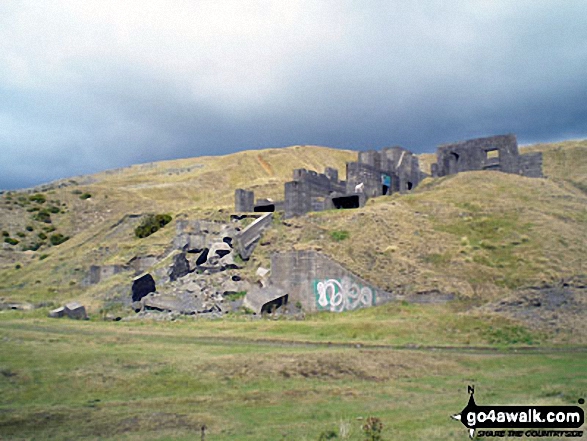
[314, 277, 375, 312]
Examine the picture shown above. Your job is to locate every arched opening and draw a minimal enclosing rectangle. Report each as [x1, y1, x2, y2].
[448, 152, 460, 175]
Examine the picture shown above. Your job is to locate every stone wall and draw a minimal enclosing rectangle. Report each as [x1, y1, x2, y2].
[434, 134, 521, 176]
[269, 250, 395, 312]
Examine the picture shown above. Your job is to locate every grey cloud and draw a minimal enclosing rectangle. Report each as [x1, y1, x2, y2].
[1, 1, 587, 189]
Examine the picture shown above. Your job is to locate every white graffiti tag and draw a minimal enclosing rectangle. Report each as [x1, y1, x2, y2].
[316, 277, 374, 312]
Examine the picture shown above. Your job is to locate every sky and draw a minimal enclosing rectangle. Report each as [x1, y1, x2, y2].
[1, 0, 587, 190]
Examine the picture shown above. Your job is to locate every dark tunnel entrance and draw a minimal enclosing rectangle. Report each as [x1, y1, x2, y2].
[261, 294, 288, 314]
[254, 204, 275, 212]
[332, 195, 360, 209]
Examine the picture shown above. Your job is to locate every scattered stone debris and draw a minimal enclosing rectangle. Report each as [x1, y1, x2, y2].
[49, 302, 88, 320]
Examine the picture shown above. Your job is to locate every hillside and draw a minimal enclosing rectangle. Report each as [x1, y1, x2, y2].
[0, 139, 586, 340]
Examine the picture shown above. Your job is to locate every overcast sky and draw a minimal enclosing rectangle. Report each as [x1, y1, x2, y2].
[1, 1, 586, 190]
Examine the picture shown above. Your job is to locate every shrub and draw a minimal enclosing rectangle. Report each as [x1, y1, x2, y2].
[39, 254, 49, 260]
[135, 214, 172, 238]
[362, 417, 383, 441]
[16, 232, 26, 238]
[49, 233, 70, 246]
[15, 264, 21, 269]
[24, 242, 43, 251]
[29, 193, 46, 204]
[33, 210, 52, 224]
[79, 193, 92, 200]
[42, 225, 56, 233]
[38, 232, 47, 240]
[329, 230, 350, 241]
[2, 231, 9, 237]
[25, 225, 34, 232]
[71, 189, 82, 195]
[48, 206, 60, 214]
[4, 237, 19, 246]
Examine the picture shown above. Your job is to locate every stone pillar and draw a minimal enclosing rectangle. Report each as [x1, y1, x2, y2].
[235, 189, 254, 212]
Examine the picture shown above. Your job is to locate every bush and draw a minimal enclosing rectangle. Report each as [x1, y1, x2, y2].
[2, 231, 9, 237]
[329, 230, 350, 241]
[38, 232, 47, 240]
[362, 417, 383, 441]
[4, 237, 19, 246]
[29, 193, 46, 204]
[16, 232, 26, 238]
[39, 254, 49, 260]
[15, 264, 21, 270]
[49, 233, 70, 246]
[48, 205, 60, 213]
[135, 214, 173, 238]
[33, 210, 52, 223]
[25, 225, 34, 232]
[79, 193, 92, 200]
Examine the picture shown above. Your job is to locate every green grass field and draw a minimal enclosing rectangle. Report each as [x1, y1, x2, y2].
[1, 307, 585, 440]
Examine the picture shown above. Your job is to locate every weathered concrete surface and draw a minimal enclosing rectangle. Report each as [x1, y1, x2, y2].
[234, 212, 273, 260]
[132, 273, 156, 302]
[168, 252, 190, 281]
[269, 250, 395, 312]
[432, 134, 543, 178]
[83, 264, 128, 285]
[243, 286, 288, 314]
[49, 302, 88, 319]
[48, 306, 65, 318]
[64, 302, 88, 319]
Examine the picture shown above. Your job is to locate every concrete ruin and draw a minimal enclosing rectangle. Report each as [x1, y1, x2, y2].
[235, 133, 543, 219]
[49, 302, 88, 320]
[235, 146, 425, 218]
[430, 134, 543, 178]
[244, 250, 395, 313]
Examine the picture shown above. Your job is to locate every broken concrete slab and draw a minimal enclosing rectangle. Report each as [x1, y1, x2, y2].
[48, 306, 65, 318]
[209, 242, 232, 258]
[243, 286, 288, 314]
[168, 252, 190, 282]
[132, 273, 156, 302]
[64, 302, 88, 320]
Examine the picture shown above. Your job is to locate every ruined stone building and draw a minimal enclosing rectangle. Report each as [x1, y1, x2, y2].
[236, 146, 424, 218]
[236, 134, 543, 218]
[430, 134, 543, 178]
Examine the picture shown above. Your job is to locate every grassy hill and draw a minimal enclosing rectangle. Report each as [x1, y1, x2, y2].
[0, 139, 585, 336]
[1, 139, 586, 440]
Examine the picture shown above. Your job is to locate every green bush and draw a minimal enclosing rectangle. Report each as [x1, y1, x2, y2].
[4, 237, 19, 246]
[16, 232, 26, 238]
[33, 210, 52, 224]
[79, 193, 92, 200]
[329, 230, 350, 241]
[134, 214, 173, 238]
[48, 205, 60, 213]
[38, 232, 47, 240]
[29, 193, 46, 204]
[39, 254, 49, 260]
[225, 291, 247, 301]
[49, 233, 70, 246]
[25, 225, 34, 232]
[2, 231, 9, 237]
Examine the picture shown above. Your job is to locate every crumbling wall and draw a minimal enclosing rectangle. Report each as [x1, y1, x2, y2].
[434, 134, 521, 177]
[269, 250, 395, 312]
